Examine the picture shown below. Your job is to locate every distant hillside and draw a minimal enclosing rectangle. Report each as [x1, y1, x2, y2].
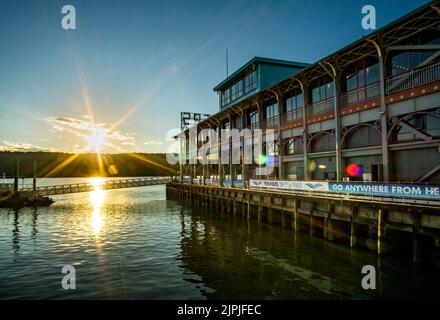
[0, 152, 178, 178]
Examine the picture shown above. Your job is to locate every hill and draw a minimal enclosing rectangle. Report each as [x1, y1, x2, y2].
[0, 152, 178, 178]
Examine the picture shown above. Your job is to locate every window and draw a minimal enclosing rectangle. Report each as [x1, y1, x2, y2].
[221, 70, 257, 108]
[345, 125, 381, 149]
[231, 81, 243, 101]
[222, 88, 231, 106]
[287, 139, 295, 154]
[311, 133, 335, 153]
[342, 60, 380, 106]
[249, 110, 259, 129]
[286, 138, 303, 155]
[390, 33, 440, 76]
[311, 79, 334, 104]
[244, 71, 257, 94]
[266, 103, 278, 119]
[285, 93, 304, 121]
[234, 116, 242, 129]
[266, 103, 279, 128]
[344, 60, 379, 91]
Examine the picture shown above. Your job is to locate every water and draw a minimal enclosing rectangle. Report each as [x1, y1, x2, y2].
[0, 178, 439, 299]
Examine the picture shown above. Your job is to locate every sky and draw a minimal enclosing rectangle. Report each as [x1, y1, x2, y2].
[0, 0, 430, 153]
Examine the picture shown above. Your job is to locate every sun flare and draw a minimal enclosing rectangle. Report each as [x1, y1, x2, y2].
[84, 129, 108, 153]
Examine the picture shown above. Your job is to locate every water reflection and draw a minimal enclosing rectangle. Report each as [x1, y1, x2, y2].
[88, 178, 105, 235]
[12, 209, 20, 256]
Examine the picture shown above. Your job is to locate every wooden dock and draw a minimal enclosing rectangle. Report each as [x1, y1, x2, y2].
[166, 182, 440, 262]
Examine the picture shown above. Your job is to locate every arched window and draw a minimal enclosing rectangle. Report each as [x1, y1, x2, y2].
[311, 133, 335, 153]
[344, 125, 381, 149]
[286, 138, 304, 155]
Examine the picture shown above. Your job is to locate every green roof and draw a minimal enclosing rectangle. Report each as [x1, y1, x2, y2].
[213, 56, 309, 91]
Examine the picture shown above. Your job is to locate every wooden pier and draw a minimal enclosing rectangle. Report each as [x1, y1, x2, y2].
[166, 182, 440, 262]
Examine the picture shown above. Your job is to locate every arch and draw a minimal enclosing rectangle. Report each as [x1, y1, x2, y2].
[387, 110, 440, 142]
[282, 136, 304, 155]
[341, 123, 382, 148]
[308, 131, 336, 153]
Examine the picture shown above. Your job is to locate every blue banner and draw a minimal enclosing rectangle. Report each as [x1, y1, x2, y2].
[222, 180, 243, 187]
[329, 182, 440, 199]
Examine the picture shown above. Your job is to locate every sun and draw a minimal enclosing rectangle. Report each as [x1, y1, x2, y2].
[84, 128, 107, 153]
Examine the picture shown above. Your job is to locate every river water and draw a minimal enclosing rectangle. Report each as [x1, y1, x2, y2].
[0, 177, 439, 299]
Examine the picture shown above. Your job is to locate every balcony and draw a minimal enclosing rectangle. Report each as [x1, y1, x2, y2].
[340, 82, 380, 108]
[307, 97, 334, 117]
[265, 117, 279, 129]
[281, 108, 303, 124]
[386, 61, 440, 95]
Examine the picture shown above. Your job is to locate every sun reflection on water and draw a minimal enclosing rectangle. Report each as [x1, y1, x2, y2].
[88, 177, 105, 235]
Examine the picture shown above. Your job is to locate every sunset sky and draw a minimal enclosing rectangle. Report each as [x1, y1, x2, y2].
[0, 0, 428, 153]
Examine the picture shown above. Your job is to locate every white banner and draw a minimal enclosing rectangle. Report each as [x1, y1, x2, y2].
[249, 179, 329, 192]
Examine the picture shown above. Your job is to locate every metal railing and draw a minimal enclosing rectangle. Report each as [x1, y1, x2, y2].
[386, 61, 440, 95]
[281, 108, 303, 124]
[17, 177, 171, 196]
[264, 117, 279, 129]
[307, 97, 334, 116]
[340, 82, 380, 107]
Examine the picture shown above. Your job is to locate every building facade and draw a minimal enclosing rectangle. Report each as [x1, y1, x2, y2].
[179, 1, 440, 186]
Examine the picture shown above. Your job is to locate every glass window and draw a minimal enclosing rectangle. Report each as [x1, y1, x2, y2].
[366, 63, 379, 84]
[286, 93, 304, 116]
[287, 139, 295, 154]
[234, 116, 242, 129]
[244, 71, 257, 94]
[312, 79, 334, 103]
[312, 86, 321, 103]
[266, 103, 278, 118]
[346, 70, 357, 91]
[250, 111, 259, 127]
[326, 82, 334, 98]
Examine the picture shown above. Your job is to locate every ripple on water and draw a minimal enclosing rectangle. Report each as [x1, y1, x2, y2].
[0, 180, 439, 299]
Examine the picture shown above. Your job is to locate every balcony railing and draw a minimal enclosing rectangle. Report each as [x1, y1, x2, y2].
[307, 97, 334, 116]
[386, 61, 440, 95]
[265, 117, 279, 129]
[281, 108, 303, 124]
[340, 82, 380, 108]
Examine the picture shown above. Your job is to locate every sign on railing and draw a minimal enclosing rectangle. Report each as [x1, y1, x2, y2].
[250, 179, 440, 200]
[250, 180, 329, 192]
[328, 182, 440, 199]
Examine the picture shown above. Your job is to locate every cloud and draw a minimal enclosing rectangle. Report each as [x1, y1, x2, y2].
[144, 140, 163, 145]
[0, 141, 56, 152]
[46, 116, 137, 152]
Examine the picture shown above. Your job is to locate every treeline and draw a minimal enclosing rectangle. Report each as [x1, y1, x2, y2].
[0, 152, 178, 178]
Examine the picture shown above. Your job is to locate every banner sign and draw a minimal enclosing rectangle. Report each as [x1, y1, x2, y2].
[250, 180, 329, 192]
[222, 180, 243, 187]
[181, 178, 192, 184]
[329, 182, 440, 199]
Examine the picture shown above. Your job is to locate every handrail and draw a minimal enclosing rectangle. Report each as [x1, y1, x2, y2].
[339, 82, 380, 108]
[386, 61, 440, 95]
[307, 97, 334, 116]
